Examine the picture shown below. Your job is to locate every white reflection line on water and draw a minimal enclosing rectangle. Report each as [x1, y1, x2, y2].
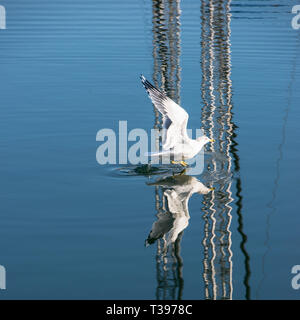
[208, 190, 217, 300]
[224, 0, 233, 300]
[207, 0, 217, 300]
[0, 5, 6, 30]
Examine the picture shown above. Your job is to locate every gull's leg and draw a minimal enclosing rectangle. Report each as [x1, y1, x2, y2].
[171, 160, 188, 167]
[178, 168, 187, 176]
[180, 161, 188, 167]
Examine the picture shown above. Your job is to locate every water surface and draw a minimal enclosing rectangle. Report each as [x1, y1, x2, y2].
[0, 0, 300, 299]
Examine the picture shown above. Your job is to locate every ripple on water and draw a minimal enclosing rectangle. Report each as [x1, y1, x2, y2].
[108, 164, 189, 178]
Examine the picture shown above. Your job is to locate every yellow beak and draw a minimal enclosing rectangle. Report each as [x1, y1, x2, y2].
[209, 139, 215, 142]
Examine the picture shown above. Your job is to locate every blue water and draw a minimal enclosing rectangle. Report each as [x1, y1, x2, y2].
[0, 0, 300, 299]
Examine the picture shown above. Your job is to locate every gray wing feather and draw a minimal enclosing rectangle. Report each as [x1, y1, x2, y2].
[141, 75, 190, 149]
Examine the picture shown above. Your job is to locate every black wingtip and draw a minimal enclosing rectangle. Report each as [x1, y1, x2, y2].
[140, 74, 146, 83]
[140, 74, 158, 91]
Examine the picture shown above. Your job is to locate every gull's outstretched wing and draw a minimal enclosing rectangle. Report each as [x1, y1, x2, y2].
[145, 190, 189, 246]
[141, 75, 189, 150]
[164, 189, 190, 245]
[145, 211, 174, 246]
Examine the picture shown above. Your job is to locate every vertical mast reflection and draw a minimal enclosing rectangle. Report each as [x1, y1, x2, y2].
[151, 0, 183, 300]
[200, 0, 249, 300]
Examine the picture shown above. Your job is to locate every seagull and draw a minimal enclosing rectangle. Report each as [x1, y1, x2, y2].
[140, 75, 214, 167]
[145, 173, 213, 246]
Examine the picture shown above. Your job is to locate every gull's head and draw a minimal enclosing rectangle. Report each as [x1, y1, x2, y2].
[196, 135, 215, 145]
[197, 186, 214, 195]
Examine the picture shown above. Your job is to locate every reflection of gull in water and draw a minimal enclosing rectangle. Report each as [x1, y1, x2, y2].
[146, 173, 213, 246]
[140, 75, 214, 167]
